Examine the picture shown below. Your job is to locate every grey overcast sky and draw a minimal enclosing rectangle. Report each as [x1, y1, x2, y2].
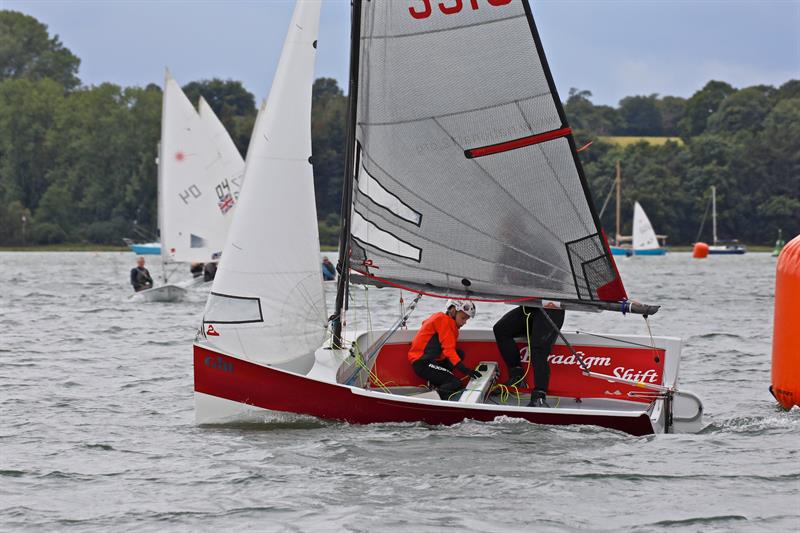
[5, 0, 799, 106]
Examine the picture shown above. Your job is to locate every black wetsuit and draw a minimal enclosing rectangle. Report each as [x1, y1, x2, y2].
[493, 306, 565, 394]
[130, 266, 153, 292]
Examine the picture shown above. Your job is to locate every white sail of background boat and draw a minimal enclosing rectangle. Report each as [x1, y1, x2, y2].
[134, 71, 245, 302]
[630, 202, 667, 256]
[194, 0, 703, 435]
[607, 161, 666, 256]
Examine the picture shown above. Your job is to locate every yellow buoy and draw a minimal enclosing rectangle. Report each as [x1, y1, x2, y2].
[771, 234, 800, 409]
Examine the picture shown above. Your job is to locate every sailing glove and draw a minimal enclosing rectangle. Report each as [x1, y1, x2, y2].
[456, 362, 481, 380]
[456, 348, 465, 360]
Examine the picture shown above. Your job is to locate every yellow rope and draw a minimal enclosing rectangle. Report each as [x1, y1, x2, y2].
[351, 340, 392, 394]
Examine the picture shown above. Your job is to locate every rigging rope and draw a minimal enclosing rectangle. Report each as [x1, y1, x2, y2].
[695, 194, 712, 243]
[598, 176, 617, 219]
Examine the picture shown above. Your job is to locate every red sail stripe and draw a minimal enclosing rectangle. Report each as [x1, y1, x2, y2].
[464, 126, 572, 159]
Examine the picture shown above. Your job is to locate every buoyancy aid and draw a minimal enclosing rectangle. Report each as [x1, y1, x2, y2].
[407, 312, 460, 366]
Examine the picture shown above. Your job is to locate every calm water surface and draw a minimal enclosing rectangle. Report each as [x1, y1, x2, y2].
[1, 252, 797, 531]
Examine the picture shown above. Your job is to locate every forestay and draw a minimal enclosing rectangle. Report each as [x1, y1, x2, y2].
[346, 0, 626, 303]
[202, 0, 326, 372]
[160, 72, 244, 264]
[632, 202, 659, 250]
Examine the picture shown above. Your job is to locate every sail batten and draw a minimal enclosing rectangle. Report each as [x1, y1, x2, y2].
[341, 0, 627, 304]
[465, 126, 572, 158]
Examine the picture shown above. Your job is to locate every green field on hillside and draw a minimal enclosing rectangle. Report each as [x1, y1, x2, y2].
[600, 136, 684, 147]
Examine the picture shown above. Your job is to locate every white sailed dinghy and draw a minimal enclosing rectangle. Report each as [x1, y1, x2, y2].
[135, 71, 245, 302]
[631, 202, 667, 256]
[194, 0, 703, 435]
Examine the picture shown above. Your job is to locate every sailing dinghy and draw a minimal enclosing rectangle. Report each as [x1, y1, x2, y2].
[607, 162, 666, 256]
[630, 202, 667, 256]
[135, 71, 245, 302]
[706, 185, 746, 255]
[194, 0, 703, 435]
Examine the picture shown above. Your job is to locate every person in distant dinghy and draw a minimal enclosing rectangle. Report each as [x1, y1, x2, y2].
[408, 300, 481, 400]
[130, 256, 154, 292]
[321, 256, 336, 281]
[493, 306, 565, 407]
[203, 262, 217, 282]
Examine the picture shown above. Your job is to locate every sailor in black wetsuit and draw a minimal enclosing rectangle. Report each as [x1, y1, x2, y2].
[130, 256, 154, 292]
[190, 262, 204, 278]
[493, 306, 565, 407]
[203, 262, 217, 282]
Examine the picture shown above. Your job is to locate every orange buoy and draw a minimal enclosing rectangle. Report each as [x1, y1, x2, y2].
[693, 242, 709, 259]
[771, 234, 800, 409]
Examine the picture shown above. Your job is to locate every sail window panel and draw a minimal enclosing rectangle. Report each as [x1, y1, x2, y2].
[359, 5, 551, 126]
[356, 163, 422, 226]
[351, 210, 422, 262]
[566, 234, 617, 301]
[204, 292, 263, 324]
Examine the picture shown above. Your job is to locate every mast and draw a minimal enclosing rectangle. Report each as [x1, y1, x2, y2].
[332, 0, 362, 347]
[615, 160, 621, 244]
[711, 185, 717, 245]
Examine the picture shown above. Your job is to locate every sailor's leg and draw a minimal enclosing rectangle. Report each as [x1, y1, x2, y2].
[529, 308, 566, 394]
[412, 359, 462, 400]
[493, 306, 527, 369]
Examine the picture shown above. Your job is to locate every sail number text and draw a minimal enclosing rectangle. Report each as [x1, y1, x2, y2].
[409, 0, 512, 19]
[179, 184, 202, 204]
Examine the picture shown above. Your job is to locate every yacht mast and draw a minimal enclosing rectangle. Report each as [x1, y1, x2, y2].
[332, 0, 363, 346]
[711, 185, 718, 245]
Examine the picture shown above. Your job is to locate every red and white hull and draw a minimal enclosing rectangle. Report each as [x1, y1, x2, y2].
[194, 329, 703, 436]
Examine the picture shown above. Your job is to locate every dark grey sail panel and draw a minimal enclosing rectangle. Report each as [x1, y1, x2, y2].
[350, 0, 626, 302]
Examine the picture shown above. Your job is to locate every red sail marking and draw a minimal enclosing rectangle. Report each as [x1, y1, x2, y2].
[464, 127, 572, 159]
[206, 325, 220, 336]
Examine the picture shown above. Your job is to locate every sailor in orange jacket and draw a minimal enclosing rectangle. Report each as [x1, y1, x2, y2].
[408, 299, 481, 400]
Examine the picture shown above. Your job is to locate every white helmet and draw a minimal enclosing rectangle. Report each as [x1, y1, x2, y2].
[445, 299, 476, 318]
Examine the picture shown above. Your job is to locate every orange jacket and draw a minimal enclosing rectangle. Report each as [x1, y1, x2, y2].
[408, 312, 460, 366]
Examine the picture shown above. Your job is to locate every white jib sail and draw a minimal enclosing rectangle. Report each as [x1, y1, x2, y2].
[632, 201, 659, 250]
[202, 0, 326, 372]
[160, 70, 241, 265]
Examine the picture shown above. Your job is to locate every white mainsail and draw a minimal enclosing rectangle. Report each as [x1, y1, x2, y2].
[632, 201, 659, 250]
[160, 71, 242, 265]
[202, 0, 325, 372]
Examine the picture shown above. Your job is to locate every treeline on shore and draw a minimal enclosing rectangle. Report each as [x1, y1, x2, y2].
[0, 10, 797, 248]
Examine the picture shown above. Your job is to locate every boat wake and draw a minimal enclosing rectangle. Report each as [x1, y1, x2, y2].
[702, 410, 800, 434]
